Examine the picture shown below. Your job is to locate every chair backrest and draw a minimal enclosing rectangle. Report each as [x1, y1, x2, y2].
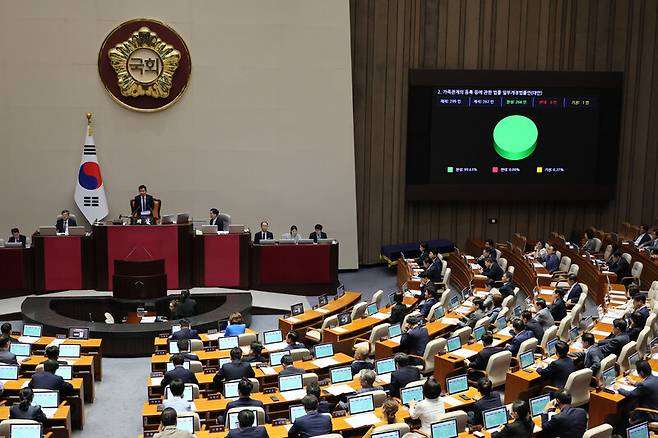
[648, 281, 658, 304]
[0, 420, 40, 437]
[248, 378, 260, 393]
[645, 313, 657, 332]
[577, 285, 589, 306]
[421, 338, 447, 373]
[441, 268, 451, 287]
[440, 260, 448, 276]
[189, 361, 203, 373]
[617, 341, 637, 374]
[498, 306, 511, 321]
[486, 350, 513, 387]
[558, 256, 571, 272]
[540, 326, 557, 352]
[453, 326, 472, 344]
[289, 348, 310, 361]
[593, 238, 603, 252]
[368, 323, 390, 354]
[351, 302, 368, 320]
[495, 248, 502, 259]
[35, 363, 45, 373]
[370, 389, 388, 408]
[321, 315, 338, 330]
[372, 290, 385, 309]
[474, 316, 491, 329]
[564, 368, 593, 407]
[104, 312, 115, 324]
[302, 373, 318, 387]
[501, 295, 514, 310]
[436, 410, 468, 433]
[583, 423, 613, 438]
[218, 213, 231, 231]
[568, 263, 580, 276]
[189, 339, 203, 351]
[557, 316, 572, 341]
[238, 333, 257, 347]
[571, 303, 584, 326]
[517, 337, 538, 359]
[152, 198, 162, 222]
[428, 301, 443, 321]
[507, 265, 515, 274]
[602, 243, 612, 259]
[498, 257, 508, 271]
[597, 354, 617, 379]
[636, 326, 651, 355]
[404, 378, 427, 388]
[370, 423, 411, 436]
[439, 289, 452, 308]
[631, 261, 643, 278]
[622, 253, 632, 265]
[225, 407, 265, 427]
[56, 214, 77, 221]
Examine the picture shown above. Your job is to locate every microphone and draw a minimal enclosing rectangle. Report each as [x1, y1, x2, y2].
[88, 312, 93, 322]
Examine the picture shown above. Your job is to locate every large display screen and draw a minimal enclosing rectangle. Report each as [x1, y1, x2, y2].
[406, 70, 623, 200]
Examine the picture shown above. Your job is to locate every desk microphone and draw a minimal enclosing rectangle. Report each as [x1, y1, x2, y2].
[89, 312, 94, 322]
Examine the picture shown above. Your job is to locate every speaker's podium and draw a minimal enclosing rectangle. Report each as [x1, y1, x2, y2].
[112, 258, 167, 300]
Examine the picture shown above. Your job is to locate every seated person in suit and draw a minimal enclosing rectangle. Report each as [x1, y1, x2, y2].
[639, 228, 658, 250]
[337, 369, 384, 410]
[161, 354, 199, 389]
[618, 359, 658, 425]
[287, 395, 332, 438]
[279, 355, 305, 376]
[9, 388, 47, 424]
[209, 208, 224, 230]
[540, 390, 588, 438]
[598, 318, 630, 358]
[245, 342, 267, 363]
[633, 224, 652, 246]
[491, 399, 534, 438]
[536, 340, 575, 388]
[424, 253, 443, 282]
[283, 330, 305, 351]
[282, 225, 302, 242]
[482, 257, 504, 281]
[485, 293, 504, 323]
[571, 332, 603, 377]
[223, 378, 265, 423]
[535, 298, 554, 330]
[415, 242, 430, 265]
[628, 294, 650, 327]
[0, 335, 18, 364]
[467, 378, 503, 426]
[539, 245, 560, 273]
[408, 377, 445, 435]
[417, 282, 438, 319]
[154, 408, 194, 438]
[388, 291, 408, 326]
[505, 319, 535, 356]
[163, 379, 193, 413]
[459, 298, 486, 329]
[309, 224, 327, 242]
[466, 332, 503, 378]
[55, 209, 77, 233]
[627, 311, 645, 342]
[1, 323, 18, 343]
[400, 315, 430, 357]
[253, 221, 273, 244]
[498, 271, 515, 298]
[8, 227, 26, 246]
[351, 343, 374, 376]
[228, 409, 269, 438]
[581, 228, 597, 253]
[477, 247, 496, 269]
[41, 345, 69, 365]
[549, 289, 567, 321]
[607, 251, 631, 279]
[175, 339, 199, 362]
[29, 359, 74, 396]
[564, 274, 582, 307]
[521, 310, 544, 343]
[306, 382, 331, 414]
[213, 347, 255, 389]
[132, 184, 155, 220]
[170, 291, 197, 320]
[389, 353, 421, 398]
[225, 312, 247, 336]
[169, 319, 200, 341]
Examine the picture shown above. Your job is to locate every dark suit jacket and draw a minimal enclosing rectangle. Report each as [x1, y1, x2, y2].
[425, 260, 443, 282]
[161, 365, 199, 389]
[470, 394, 503, 426]
[287, 411, 332, 438]
[400, 326, 429, 357]
[634, 233, 651, 246]
[228, 426, 269, 438]
[132, 194, 154, 215]
[609, 257, 630, 279]
[618, 375, 658, 412]
[469, 346, 503, 371]
[499, 282, 515, 297]
[418, 296, 438, 319]
[226, 396, 265, 412]
[491, 418, 534, 438]
[525, 319, 544, 344]
[29, 371, 75, 396]
[173, 299, 197, 319]
[390, 366, 421, 398]
[351, 360, 374, 376]
[55, 217, 77, 233]
[540, 406, 588, 438]
[549, 298, 567, 321]
[210, 217, 225, 231]
[388, 303, 407, 326]
[170, 328, 200, 341]
[598, 332, 630, 357]
[0, 350, 18, 365]
[309, 231, 327, 243]
[544, 253, 560, 273]
[506, 330, 534, 356]
[213, 360, 256, 387]
[536, 357, 575, 388]
[483, 262, 504, 281]
[572, 346, 604, 376]
[566, 283, 583, 304]
[279, 366, 306, 376]
[415, 251, 429, 265]
[9, 404, 48, 424]
[8, 235, 27, 246]
[253, 231, 274, 244]
[180, 352, 199, 362]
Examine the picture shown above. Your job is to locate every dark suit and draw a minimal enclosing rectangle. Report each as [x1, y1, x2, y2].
[491, 418, 534, 438]
[536, 357, 575, 389]
[400, 326, 429, 357]
[351, 360, 374, 376]
[609, 257, 630, 279]
[228, 426, 269, 438]
[180, 352, 199, 362]
[572, 346, 604, 376]
[9, 404, 48, 424]
[549, 297, 567, 321]
[425, 260, 443, 282]
[628, 327, 642, 342]
[55, 217, 77, 233]
[598, 332, 630, 358]
[213, 360, 256, 388]
[169, 328, 200, 341]
[210, 217, 225, 231]
[309, 231, 327, 243]
[246, 354, 267, 363]
[634, 233, 651, 246]
[415, 251, 429, 265]
[132, 194, 154, 216]
[29, 371, 75, 396]
[540, 406, 588, 438]
[173, 299, 197, 319]
[418, 296, 437, 319]
[161, 365, 199, 389]
[469, 346, 504, 371]
[525, 319, 544, 344]
[483, 262, 504, 281]
[253, 231, 274, 244]
[499, 282, 515, 298]
[226, 396, 265, 412]
[8, 235, 27, 247]
[635, 306, 650, 327]
[287, 411, 332, 438]
[280, 366, 306, 376]
[618, 375, 658, 424]
[544, 253, 560, 273]
[565, 283, 583, 304]
[0, 350, 18, 365]
[388, 303, 407, 326]
[389, 365, 421, 398]
[506, 330, 534, 356]
[468, 393, 503, 425]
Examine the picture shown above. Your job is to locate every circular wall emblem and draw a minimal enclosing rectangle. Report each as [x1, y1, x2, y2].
[98, 19, 191, 112]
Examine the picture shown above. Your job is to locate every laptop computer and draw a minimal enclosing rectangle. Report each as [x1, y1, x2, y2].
[227, 409, 258, 429]
[218, 357, 231, 369]
[291, 303, 304, 316]
[270, 351, 288, 367]
[0, 365, 19, 380]
[161, 215, 176, 224]
[176, 213, 191, 224]
[446, 374, 468, 395]
[218, 336, 239, 350]
[229, 224, 245, 234]
[289, 404, 307, 423]
[176, 416, 195, 433]
[483, 406, 508, 431]
[449, 294, 460, 310]
[348, 393, 375, 415]
[330, 366, 353, 384]
[400, 385, 424, 406]
[627, 422, 649, 438]
[366, 302, 378, 316]
[434, 305, 445, 320]
[9, 423, 43, 438]
[388, 293, 397, 306]
[568, 326, 580, 342]
[22, 324, 42, 338]
[546, 338, 558, 357]
[473, 325, 485, 342]
[58, 344, 81, 358]
[318, 295, 329, 307]
[495, 316, 507, 331]
[9, 343, 31, 359]
[529, 394, 551, 418]
[388, 324, 402, 342]
[38, 226, 57, 236]
[446, 336, 462, 353]
[55, 365, 73, 380]
[263, 330, 283, 345]
[165, 384, 194, 402]
[224, 380, 240, 398]
[430, 419, 458, 438]
[166, 361, 190, 372]
[314, 343, 334, 359]
[372, 431, 401, 438]
[375, 357, 396, 376]
[201, 225, 218, 234]
[337, 312, 352, 325]
[32, 390, 59, 417]
[68, 226, 86, 236]
[601, 366, 617, 389]
[519, 350, 535, 370]
[279, 373, 303, 392]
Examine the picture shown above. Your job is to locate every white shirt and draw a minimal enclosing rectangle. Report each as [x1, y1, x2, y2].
[635, 233, 647, 246]
[409, 397, 445, 434]
[162, 396, 193, 413]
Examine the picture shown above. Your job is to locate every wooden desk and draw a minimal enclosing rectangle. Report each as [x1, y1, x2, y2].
[26, 337, 103, 383]
[20, 355, 95, 403]
[620, 242, 658, 287]
[397, 258, 421, 291]
[447, 252, 476, 292]
[0, 405, 71, 438]
[153, 329, 258, 352]
[278, 291, 362, 337]
[504, 367, 543, 402]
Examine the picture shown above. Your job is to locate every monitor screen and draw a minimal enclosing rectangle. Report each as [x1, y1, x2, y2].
[219, 357, 231, 368]
[483, 406, 508, 431]
[519, 351, 535, 369]
[547, 338, 557, 356]
[55, 365, 72, 380]
[447, 336, 461, 352]
[289, 404, 307, 423]
[434, 305, 445, 319]
[627, 422, 649, 438]
[473, 326, 485, 342]
[279, 374, 303, 392]
[165, 384, 193, 402]
[375, 358, 396, 375]
[263, 330, 283, 345]
[348, 394, 375, 415]
[68, 327, 89, 340]
[176, 416, 194, 433]
[168, 341, 179, 354]
[372, 432, 401, 438]
[22, 324, 42, 337]
[314, 343, 334, 359]
[430, 419, 458, 438]
[513, 305, 522, 317]
[32, 390, 58, 408]
[338, 312, 352, 325]
[227, 410, 258, 430]
[224, 380, 240, 398]
[446, 374, 468, 395]
[400, 385, 424, 406]
[0, 365, 19, 380]
[389, 293, 396, 306]
[218, 336, 239, 350]
[495, 317, 507, 331]
[171, 325, 181, 334]
[449, 295, 459, 309]
[318, 295, 329, 307]
[330, 366, 353, 384]
[529, 394, 551, 417]
[629, 352, 640, 370]
[270, 351, 288, 366]
[291, 303, 304, 316]
[569, 327, 579, 342]
[59, 344, 81, 358]
[405, 70, 623, 201]
[337, 285, 345, 297]
[9, 343, 30, 357]
[366, 303, 378, 316]
[166, 361, 190, 372]
[602, 367, 616, 388]
[388, 324, 402, 338]
[9, 424, 42, 438]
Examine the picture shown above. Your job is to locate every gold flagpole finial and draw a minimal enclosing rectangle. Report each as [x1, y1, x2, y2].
[86, 112, 93, 125]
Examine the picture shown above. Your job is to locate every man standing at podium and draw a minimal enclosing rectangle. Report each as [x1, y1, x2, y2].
[209, 208, 224, 230]
[133, 185, 154, 221]
[55, 210, 77, 233]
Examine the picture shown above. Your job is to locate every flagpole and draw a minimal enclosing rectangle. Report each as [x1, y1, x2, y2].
[86, 112, 93, 136]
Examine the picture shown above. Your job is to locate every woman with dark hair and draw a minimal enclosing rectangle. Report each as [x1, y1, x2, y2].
[491, 400, 533, 438]
[408, 377, 445, 434]
[170, 289, 197, 319]
[10, 388, 47, 424]
[582, 228, 597, 253]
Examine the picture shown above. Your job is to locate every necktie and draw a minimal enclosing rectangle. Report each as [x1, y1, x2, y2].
[142, 196, 145, 211]
[262, 232, 265, 240]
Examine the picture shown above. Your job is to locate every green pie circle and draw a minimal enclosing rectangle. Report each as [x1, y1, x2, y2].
[493, 115, 538, 160]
